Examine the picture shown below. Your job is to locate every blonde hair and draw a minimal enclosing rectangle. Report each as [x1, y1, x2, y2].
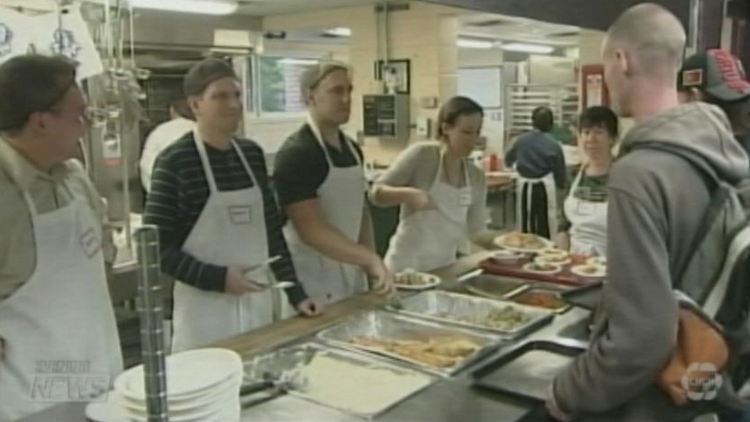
[299, 61, 351, 98]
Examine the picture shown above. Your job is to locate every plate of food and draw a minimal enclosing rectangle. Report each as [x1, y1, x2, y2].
[507, 289, 571, 314]
[587, 256, 607, 267]
[493, 232, 553, 253]
[394, 271, 441, 291]
[535, 254, 571, 266]
[522, 262, 562, 275]
[570, 264, 606, 278]
[489, 250, 525, 264]
[537, 247, 568, 258]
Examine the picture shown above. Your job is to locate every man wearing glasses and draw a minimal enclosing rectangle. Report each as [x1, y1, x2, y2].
[0, 54, 122, 420]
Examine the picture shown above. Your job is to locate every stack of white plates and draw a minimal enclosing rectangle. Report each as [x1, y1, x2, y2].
[113, 348, 242, 422]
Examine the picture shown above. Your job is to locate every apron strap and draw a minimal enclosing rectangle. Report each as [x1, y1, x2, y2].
[307, 114, 361, 169]
[435, 149, 472, 189]
[192, 129, 219, 193]
[230, 140, 261, 188]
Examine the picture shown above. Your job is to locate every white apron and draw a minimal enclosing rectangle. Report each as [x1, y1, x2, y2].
[284, 117, 367, 305]
[516, 172, 558, 238]
[172, 132, 283, 352]
[0, 190, 122, 421]
[385, 151, 472, 272]
[563, 168, 608, 256]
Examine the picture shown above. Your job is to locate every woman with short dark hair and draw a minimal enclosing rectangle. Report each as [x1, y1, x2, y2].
[369, 96, 487, 272]
[557, 106, 619, 255]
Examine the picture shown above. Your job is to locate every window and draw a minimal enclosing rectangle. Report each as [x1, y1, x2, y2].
[257, 56, 319, 114]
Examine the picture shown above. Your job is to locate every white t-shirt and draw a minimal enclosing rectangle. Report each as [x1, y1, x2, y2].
[139, 118, 194, 191]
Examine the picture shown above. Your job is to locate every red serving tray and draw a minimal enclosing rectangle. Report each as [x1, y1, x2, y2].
[478, 257, 604, 287]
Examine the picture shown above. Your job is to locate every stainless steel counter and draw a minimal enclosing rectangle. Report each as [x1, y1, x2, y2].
[21, 252, 592, 422]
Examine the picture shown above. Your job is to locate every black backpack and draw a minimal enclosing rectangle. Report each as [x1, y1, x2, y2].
[636, 142, 750, 408]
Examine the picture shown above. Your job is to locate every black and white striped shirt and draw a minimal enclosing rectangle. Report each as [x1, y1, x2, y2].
[144, 132, 307, 306]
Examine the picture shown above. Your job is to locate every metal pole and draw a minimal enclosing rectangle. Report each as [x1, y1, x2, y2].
[135, 226, 169, 422]
[688, 0, 704, 55]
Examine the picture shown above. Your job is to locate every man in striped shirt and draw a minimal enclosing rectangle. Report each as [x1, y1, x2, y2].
[144, 58, 318, 351]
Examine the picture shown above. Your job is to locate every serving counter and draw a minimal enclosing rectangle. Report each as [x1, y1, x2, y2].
[21, 251, 592, 422]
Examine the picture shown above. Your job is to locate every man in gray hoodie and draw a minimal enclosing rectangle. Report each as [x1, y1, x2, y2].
[547, 4, 750, 422]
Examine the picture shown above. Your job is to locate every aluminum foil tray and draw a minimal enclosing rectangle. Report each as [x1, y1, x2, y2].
[243, 342, 436, 419]
[317, 310, 503, 376]
[391, 290, 554, 338]
[465, 274, 531, 299]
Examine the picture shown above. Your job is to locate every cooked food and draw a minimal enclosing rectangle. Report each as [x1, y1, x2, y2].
[437, 306, 532, 331]
[296, 353, 433, 416]
[523, 262, 562, 273]
[536, 254, 570, 265]
[578, 265, 601, 274]
[538, 247, 568, 257]
[395, 271, 438, 286]
[587, 256, 607, 267]
[571, 264, 606, 278]
[501, 232, 547, 250]
[512, 291, 567, 310]
[351, 336, 480, 369]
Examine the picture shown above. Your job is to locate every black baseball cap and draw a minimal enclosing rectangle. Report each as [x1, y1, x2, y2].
[678, 49, 750, 101]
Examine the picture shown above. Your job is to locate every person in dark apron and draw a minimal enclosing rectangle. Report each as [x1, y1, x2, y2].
[505, 106, 567, 239]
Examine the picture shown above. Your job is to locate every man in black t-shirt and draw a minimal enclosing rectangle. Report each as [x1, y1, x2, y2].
[273, 63, 394, 305]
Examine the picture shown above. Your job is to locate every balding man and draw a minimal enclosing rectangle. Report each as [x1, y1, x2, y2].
[547, 4, 749, 422]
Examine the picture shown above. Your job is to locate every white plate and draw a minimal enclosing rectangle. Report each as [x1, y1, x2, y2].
[522, 262, 562, 275]
[124, 386, 240, 422]
[114, 348, 242, 402]
[493, 233, 553, 253]
[489, 250, 525, 263]
[538, 247, 569, 257]
[120, 372, 241, 413]
[394, 272, 441, 291]
[535, 255, 571, 266]
[570, 264, 606, 278]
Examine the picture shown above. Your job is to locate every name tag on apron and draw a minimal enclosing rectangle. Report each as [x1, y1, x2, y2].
[228, 206, 253, 225]
[79, 227, 101, 258]
[576, 201, 595, 215]
[459, 191, 472, 206]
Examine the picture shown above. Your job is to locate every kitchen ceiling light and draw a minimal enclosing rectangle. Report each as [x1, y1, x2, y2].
[129, 0, 238, 15]
[457, 38, 494, 49]
[324, 27, 352, 37]
[278, 58, 319, 66]
[500, 43, 555, 54]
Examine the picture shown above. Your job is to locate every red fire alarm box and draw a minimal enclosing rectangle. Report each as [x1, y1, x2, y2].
[581, 64, 610, 109]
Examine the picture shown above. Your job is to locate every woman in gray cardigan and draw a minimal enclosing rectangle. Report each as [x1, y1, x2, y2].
[369, 96, 487, 272]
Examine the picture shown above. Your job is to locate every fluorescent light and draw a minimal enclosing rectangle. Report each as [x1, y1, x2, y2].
[457, 38, 494, 49]
[501, 43, 554, 54]
[278, 58, 319, 66]
[324, 27, 352, 37]
[129, 0, 238, 15]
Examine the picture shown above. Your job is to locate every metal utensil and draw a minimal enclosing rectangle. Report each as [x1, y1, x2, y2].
[243, 255, 282, 279]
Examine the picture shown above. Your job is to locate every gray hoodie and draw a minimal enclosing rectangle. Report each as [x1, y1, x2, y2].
[553, 103, 750, 422]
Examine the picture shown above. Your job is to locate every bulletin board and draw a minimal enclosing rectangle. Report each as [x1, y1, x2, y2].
[458, 67, 503, 109]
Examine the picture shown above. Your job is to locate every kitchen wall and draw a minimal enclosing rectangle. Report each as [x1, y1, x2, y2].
[262, 2, 464, 166]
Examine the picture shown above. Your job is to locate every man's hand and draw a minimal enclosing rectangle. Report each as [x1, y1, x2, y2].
[225, 267, 267, 295]
[363, 255, 395, 296]
[296, 298, 322, 317]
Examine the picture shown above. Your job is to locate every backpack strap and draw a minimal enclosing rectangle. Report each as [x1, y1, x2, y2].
[629, 142, 728, 288]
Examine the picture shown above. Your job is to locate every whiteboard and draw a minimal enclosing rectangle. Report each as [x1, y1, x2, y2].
[458, 67, 503, 109]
